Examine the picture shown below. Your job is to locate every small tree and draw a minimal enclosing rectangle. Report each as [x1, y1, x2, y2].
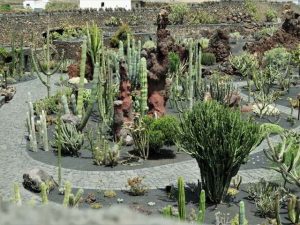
[177, 101, 261, 203]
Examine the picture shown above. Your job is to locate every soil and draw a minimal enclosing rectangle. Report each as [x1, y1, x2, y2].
[43, 182, 296, 225]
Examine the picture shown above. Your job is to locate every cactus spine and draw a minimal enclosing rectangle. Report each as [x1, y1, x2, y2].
[76, 37, 87, 118]
[13, 183, 22, 206]
[61, 95, 70, 115]
[31, 25, 64, 97]
[178, 177, 186, 221]
[40, 182, 48, 205]
[239, 201, 246, 225]
[198, 190, 206, 224]
[139, 58, 148, 115]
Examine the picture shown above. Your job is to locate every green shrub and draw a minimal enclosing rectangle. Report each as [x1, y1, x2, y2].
[33, 96, 59, 115]
[201, 53, 216, 66]
[142, 40, 156, 50]
[188, 11, 219, 24]
[177, 101, 261, 203]
[263, 47, 291, 68]
[169, 3, 189, 25]
[104, 17, 122, 27]
[265, 9, 277, 22]
[143, 115, 180, 151]
[244, 0, 258, 20]
[0, 4, 11, 12]
[168, 52, 180, 73]
[45, 2, 78, 11]
[149, 130, 165, 151]
[253, 26, 277, 41]
[110, 24, 132, 48]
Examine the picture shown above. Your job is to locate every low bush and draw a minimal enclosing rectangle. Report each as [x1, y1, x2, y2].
[169, 3, 189, 25]
[110, 24, 132, 48]
[45, 2, 78, 11]
[188, 11, 219, 24]
[265, 9, 277, 22]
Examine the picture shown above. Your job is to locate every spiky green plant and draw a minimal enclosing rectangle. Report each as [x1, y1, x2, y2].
[177, 101, 261, 203]
[40, 182, 48, 205]
[198, 190, 206, 224]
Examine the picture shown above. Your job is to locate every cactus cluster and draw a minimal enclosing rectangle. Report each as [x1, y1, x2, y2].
[26, 93, 37, 152]
[36, 110, 49, 152]
[63, 181, 84, 208]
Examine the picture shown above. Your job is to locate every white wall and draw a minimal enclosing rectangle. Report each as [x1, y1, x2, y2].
[23, 0, 49, 9]
[80, 0, 131, 10]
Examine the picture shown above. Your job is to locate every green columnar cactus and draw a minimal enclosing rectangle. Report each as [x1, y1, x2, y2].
[73, 188, 84, 207]
[13, 183, 22, 206]
[296, 198, 300, 224]
[31, 26, 64, 98]
[188, 40, 194, 110]
[288, 195, 297, 223]
[10, 32, 17, 77]
[239, 201, 246, 225]
[63, 181, 72, 207]
[61, 95, 70, 115]
[57, 115, 62, 188]
[132, 49, 137, 85]
[78, 62, 100, 131]
[198, 190, 206, 224]
[118, 40, 124, 59]
[76, 37, 87, 118]
[275, 193, 282, 225]
[86, 22, 103, 66]
[70, 94, 77, 115]
[19, 35, 25, 78]
[40, 182, 48, 205]
[139, 58, 148, 115]
[162, 205, 173, 217]
[40, 110, 49, 151]
[178, 177, 186, 221]
[27, 93, 37, 152]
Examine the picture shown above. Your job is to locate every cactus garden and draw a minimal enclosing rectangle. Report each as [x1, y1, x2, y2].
[2, 1, 300, 225]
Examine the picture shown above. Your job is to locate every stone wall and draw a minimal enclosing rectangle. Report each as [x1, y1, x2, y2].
[0, 1, 290, 46]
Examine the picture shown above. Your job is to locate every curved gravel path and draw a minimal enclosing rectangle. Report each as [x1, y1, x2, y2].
[0, 76, 298, 202]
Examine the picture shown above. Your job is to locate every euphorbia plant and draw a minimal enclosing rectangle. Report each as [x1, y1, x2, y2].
[177, 101, 261, 203]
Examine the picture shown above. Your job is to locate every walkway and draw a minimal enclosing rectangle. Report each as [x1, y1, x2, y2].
[0, 76, 298, 201]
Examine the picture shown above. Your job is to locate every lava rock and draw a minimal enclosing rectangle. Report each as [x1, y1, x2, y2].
[23, 168, 57, 193]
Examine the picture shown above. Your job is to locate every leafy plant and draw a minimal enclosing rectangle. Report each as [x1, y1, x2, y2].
[110, 24, 132, 48]
[265, 9, 277, 22]
[168, 52, 180, 73]
[188, 11, 218, 24]
[169, 3, 189, 25]
[177, 101, 261, 203]
[244, 0, 258, 20]
[253, 27, 277, 41]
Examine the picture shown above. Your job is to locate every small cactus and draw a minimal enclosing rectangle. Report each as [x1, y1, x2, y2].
[178, 177, 186, 220]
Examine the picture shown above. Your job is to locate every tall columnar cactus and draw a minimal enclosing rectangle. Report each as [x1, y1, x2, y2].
[76, 37, 87, 118]
[78, 62, 100, 131]
[40, 182, 48, 205]
[139, 58, 148, 115]
[61, 95, 70, 115]
[19, 35, 25, 78]
[13, 183, 22, 206]
[63, 181, 72, 207]
[118, 40, 124, 59]
[188, 40, 194, 110]
[275, 193, 282, 225]
[56, 115, 62, 188]
[31, 25, 64, 98]
[198, 190, 206, 224]
[38, 110, 49, 151]
[70, 94, 77, 115]
[239, 201, 246, 225]
[86, 21, 103, 66]
[287, 195, 300, 224]
[26, 93, 37, 152]
[178, 177, 186, 221]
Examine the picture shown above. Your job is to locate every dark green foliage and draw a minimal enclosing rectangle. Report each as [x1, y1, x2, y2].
[178, 101, 261, 203]
[168, 52, 180, 73]
[33, 96, 59, 115]
[143, 115, 180, 152]
[0, 4, 11, 12]
[201, 53, 216, 66]
[265, 9, 277, 22]
[110, 24, 132, 48]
